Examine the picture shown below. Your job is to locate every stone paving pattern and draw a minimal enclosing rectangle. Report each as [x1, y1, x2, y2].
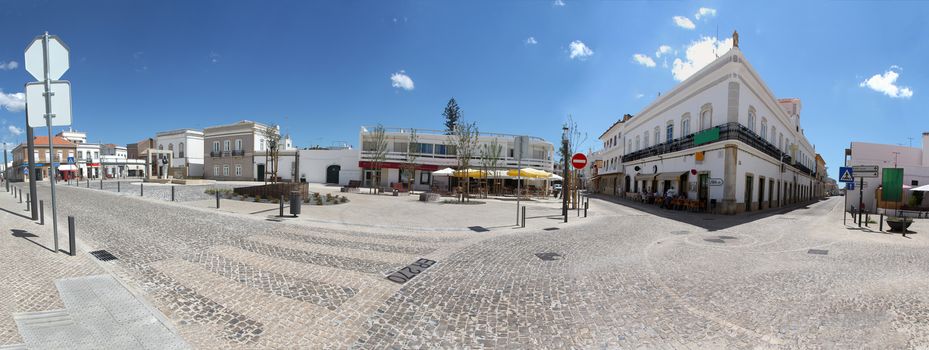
[6, 181, 929, 348]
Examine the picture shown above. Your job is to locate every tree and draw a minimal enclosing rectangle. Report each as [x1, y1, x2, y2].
[442, 98, 462, 135]
[363, 124, 389, 194]
[261, 124, 282, 185]
[447, 121, 479, 202]
[402, 128, 419, 195]
[479, 138, 502, 197]
[558, 116, 588, 208]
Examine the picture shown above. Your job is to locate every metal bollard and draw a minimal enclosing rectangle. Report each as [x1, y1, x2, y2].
[880, 213, 884, 232]
[215, 191, 220, 209]
[100, 179, 103, 190]
[521, 206, 526, 228]
[140, 183, 144, 196]
[39, 200, 44, 225]
[18, 189, 22, 203]
[86, 179, 89, 188]
[866, 212, 870, 227]
[68, 216, 76, 256]
[584, 198, 588, 218]
[26, 194, 30, 211]
[279, 195, 284, 217]
[117, 181, 120, 192]
[171, 186, 175, 201]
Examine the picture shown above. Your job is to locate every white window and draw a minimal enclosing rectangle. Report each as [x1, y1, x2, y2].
[235, 139, 242, 151]
[760, 119, 768, 140]
[778, 133, 784, 151]
[223, 140, 230, 152]
[223, 165, 229, 176]
[635, 136, 640, 150]
[654, 126, 660, 145]
[643, 131, 649, 148]
[700, 104, 713, 131]
[212, 141, 220, 152]
[628, 140, 632, 151]
[666, 122, 674, 141]
[158, 144, 163, 150]
[44, 151, 50, 161]
[747, 107, 756, 133]
[213, 166, 219, 176]
[681, 113, 691, 136]
[178, 142, 185, 158]
[235, 164, 242, 176]
[57, 151, 63, 161]
[168, 143, 174, 157]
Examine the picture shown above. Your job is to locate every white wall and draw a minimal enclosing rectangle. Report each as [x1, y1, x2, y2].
[298, 148, 361, 185]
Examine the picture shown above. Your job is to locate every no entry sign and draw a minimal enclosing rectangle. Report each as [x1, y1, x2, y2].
[571, 153, 587, 169]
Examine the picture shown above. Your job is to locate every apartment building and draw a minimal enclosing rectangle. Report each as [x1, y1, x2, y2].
[11, 136, 78, 181]
[845, 134, 929, 212]
[203, 120, 279, 181]
[593, 33, 824, 214]
[156, 129, 205, 178]
[358, 126, 555, 191]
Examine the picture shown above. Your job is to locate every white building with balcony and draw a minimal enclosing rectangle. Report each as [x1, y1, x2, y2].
[593, 33, 823, 214]
[358, 126, 555, 191]
[156, 129, 205, 178]
[845, 134, 929, 213]
[56, 129, 102, 179]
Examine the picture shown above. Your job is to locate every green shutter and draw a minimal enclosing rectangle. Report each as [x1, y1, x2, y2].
[881, 168, 904, 202]
[693, 127, 720, 146]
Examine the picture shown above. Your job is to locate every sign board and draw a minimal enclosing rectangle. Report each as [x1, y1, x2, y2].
[23, 168, 28, 175]
[851, 165, 879, 178]
[570, 153, 587, 169]
[693, 127, 720, 146]
[838, 167, 854, 183]
[25, 80, 72, 127]
[514, 136, 530, 161]
[881, 168, 904, 202]
[846, 182, 854, 190]
[67, 156, 74, 164]
[708, 178, 724, 186]
[25, 35, 70, 81]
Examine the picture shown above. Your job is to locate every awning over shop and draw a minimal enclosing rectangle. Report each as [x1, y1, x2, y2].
[432, 168, 455, 176]
[634, 173, 655, 181]
[655, 171, 688, 181]
[506, 168, 551, 179]
[58, 164, 78, 171]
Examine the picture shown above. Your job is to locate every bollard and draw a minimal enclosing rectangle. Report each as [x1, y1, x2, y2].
[216, 191, 220, 209]
[584, 198, 588, 218]
[39, 200, 44, 225]
[140, 183, 144, 196]
[68, 216, 76, 256]
[100, 179, 103, 190]
[26, 194, 29, 211]
[880, 213, 884, 232]
[18, 189, 22, 203]
[117, 181, 120, 192]
[279, 195, 284, 217]
[86, 179, 89, 188]
[171, 186, 175, 201]
[521, 206, 526, 228]
[866, 212, 870, 227]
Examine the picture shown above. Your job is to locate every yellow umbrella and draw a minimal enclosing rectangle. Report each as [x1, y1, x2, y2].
[506, 167, 551, 179]
[453, 169, 485, 178]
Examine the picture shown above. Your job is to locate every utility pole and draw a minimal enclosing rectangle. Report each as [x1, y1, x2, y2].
[26, 127, 38, 219]
[562, 125, 569, 223]
[2, 142, 7, 192]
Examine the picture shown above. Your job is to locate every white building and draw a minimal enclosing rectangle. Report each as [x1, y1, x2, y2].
[300, 146, 361, 185]
[156, 129, 205, 178]
[845, 134, 929, 212]
[359, 126, 555, 191]
[56, 129, 102, 179]
[594, 33, 823, 214]
[99, 144, 146, 178]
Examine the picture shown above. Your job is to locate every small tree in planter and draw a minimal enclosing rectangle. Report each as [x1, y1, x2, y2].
[363, 124, 389, 194]
[448, 121, 479, 202]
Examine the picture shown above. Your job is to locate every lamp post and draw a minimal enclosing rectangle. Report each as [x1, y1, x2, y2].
[3, 142, 7, 193]
[562, 125, 569, 223]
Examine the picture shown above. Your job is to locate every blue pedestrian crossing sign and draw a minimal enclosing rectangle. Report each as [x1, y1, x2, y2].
[839, 167, 854, 183]
[23, 168, 28, 175]
[67, 156, 74, 164]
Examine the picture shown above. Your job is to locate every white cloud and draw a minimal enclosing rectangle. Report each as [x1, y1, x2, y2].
[695, 7, 717, 20]
[553, 0, 565, 6]
[0, 61, 18, 70]
[655, 45, 673, 58]
[635, 93, 645, 99]
[526, 37, 538, 45]
[7, 125, 21, 136]
[0, 91, 25, 112]
[632, 54, 656, 68]
[859, 67, 913, 98]
[390, 70, 415, 91]
[569, 40, 593, 60]
[673, 16, 696, 30]
[671, 36, 733, 81]
[209, 52, 221, 63]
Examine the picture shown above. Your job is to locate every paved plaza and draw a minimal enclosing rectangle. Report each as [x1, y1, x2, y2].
[0, 181, 927, 348]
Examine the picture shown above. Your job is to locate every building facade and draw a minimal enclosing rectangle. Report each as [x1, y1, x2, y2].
[156, 129, 205, 178]
[358, 127, 555, 191]
[203, 120, 279, 181]
[845, 134, 929, 212]
[594, 37, 823, 214]
[11, 136, 78, 181]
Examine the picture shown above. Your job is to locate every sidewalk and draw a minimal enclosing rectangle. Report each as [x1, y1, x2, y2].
[0, 185, 104, 346]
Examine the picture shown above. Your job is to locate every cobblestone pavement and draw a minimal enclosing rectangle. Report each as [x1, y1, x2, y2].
[11, 181, 929, 348]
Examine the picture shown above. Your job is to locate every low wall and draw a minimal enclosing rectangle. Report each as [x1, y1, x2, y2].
[234, 182, 309, 199]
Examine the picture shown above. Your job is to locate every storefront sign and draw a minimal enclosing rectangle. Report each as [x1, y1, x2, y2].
[693, 127, 720, 146]
[708, 178, 724, 186]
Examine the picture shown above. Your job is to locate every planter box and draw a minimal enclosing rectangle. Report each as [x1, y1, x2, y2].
[887, 217, 913, 232]
[419, 193, 440, 202]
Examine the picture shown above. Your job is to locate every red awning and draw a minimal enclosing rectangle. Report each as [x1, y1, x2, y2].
[357, 161, 439, 171]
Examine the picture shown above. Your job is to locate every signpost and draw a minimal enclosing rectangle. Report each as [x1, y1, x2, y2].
[708, 178, 724, 186]
[25, 32, 72, 253]
[849, 165, 879, 228]
[838, 167, 854, 183]
[514, 136, 529, 226]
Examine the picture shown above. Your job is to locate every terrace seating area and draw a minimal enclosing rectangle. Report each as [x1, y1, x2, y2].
[625, 192, 708, 212]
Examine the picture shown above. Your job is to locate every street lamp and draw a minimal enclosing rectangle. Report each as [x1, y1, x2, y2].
[562, 124, 569, 223]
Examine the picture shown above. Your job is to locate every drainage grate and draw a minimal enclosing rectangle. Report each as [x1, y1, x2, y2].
[670, 230, 690, 235]
[703, 238, 725, 244]
[468, 226, 489, 232]
[717, 235, 737, 240]
[89, 250, 117, 261]
[807, 249, 828, 255]
[543, 227, 559, 231]
[535, 252, 562, 261]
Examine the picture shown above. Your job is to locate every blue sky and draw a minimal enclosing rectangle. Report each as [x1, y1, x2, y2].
[0, 1, 927, 180]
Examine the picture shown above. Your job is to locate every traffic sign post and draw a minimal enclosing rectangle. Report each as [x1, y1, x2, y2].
[571, 153, 588, 170]
[514, 136, 529, 226]
[25, 32, 72, 254]
[838, 167, 854, 183]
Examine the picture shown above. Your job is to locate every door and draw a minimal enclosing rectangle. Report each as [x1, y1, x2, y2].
[698, 174, 708, 202]
[256, 164, 265, 181]
[745, 175, 753, 212]
[326, 165, 341, 184]
[758, 178, 765, 210]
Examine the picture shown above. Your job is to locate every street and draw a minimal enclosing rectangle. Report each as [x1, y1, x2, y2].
[1, 182, 926, 348]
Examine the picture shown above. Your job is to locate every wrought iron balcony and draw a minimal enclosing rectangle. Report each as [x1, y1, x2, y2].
[231, 150, 245, 156]
[210, 151, 222, 157]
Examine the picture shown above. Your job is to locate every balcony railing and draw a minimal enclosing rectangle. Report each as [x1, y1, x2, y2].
[622, 122, 814, 175]
[231, 150, 245, 156]
[210, 151, 222, 157]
